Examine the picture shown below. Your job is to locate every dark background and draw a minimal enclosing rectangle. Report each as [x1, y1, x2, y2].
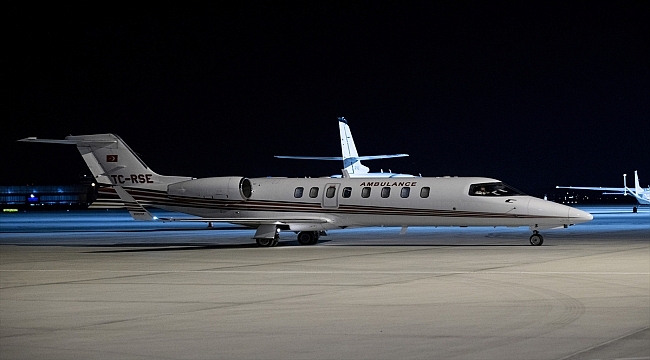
[3, 2, 648, 196]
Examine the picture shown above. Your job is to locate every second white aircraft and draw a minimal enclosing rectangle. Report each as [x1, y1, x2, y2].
[275, 117, 414, 178]
[557, 171, 649, 206]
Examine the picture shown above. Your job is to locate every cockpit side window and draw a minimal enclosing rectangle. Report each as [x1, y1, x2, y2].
[469, 182, 525, 196]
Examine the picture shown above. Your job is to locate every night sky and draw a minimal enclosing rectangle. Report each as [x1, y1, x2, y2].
[3, 2, 648, 196]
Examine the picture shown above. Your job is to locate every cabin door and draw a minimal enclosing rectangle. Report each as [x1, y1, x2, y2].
[322, 183, 340, 209]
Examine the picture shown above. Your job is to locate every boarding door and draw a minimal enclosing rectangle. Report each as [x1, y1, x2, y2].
[322, 183, 341, 209]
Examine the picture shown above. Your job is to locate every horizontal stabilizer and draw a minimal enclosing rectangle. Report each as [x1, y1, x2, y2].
[356, 154, 409, 160]
[18, 137, 116, 146]
[275, 154, 408, 161]
[275, 156, 344, 160]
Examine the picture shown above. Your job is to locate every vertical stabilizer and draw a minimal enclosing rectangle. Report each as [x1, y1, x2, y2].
[634, 171, 642, 195]
[338, 117, 370, 175]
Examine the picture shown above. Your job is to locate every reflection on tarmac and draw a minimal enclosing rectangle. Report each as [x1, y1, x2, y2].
[0, 206, 648, 246]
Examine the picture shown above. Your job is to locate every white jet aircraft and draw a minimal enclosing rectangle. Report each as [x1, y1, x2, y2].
[275, 117, 415, 178]
[20, 134, 592, 247]
[557, 171, 649, 206]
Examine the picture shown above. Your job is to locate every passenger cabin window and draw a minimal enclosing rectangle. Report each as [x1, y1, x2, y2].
[381, 187, 391, 198]
[420, 187, 430, 198]
[469, 182, 525, 196]
[361, 187, 371, 198]
[326, 186, 336, 198]
[294, 187, 304, 198]
[400, 187, 410, 198]
[309, 187, 319, 198]
[342, 187, 352, 198]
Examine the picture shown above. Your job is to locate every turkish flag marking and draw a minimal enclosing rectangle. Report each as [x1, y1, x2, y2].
[106, 155, 118, 162]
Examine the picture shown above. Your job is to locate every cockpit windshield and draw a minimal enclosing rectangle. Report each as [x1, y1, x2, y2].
[469, 182, 525, 196]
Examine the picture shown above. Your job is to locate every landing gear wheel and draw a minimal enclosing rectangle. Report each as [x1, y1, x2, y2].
[256, 238, 272, 247]
[257, 236, 280, 247]
[297, 231, 317, 245]
[529, 232, 544, 246]
[270, 236, 279, 247]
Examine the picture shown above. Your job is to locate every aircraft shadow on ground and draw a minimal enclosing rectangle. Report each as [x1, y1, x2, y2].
[1, 227, 252, 234]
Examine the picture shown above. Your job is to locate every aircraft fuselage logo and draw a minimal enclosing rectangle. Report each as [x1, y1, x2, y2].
[106, 155, 118, 162]
[359, 181, 418, 187]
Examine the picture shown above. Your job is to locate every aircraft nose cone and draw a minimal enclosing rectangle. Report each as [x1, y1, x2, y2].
[569, 208, 593, 223]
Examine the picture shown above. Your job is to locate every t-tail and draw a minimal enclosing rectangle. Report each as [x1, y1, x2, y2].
[338, 117, 411, 175]
[275, 117, 410, 177]
[19, 134, 193, 219]
[19, 134, 192, 191]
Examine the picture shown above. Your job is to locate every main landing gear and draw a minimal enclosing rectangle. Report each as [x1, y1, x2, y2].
[256, 234, 279, 247]
[297, 231, 319, 245]
[255, 231, 320, 247]
[529, 230, 544, 246]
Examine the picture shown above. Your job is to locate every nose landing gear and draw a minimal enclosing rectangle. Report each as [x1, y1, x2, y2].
[529, 230, 544, 246]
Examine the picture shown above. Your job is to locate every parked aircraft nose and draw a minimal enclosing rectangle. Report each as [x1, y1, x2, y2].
[527, 198, 592, 226]
[568, 207, 593, 224]
[527, 198, 569, 218]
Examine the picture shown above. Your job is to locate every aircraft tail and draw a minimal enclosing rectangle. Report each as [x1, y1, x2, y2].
[274, 117, 408, 177]
[338, 117, 369, 175]
[634, 171, 642, 195]
[19, 134, 192, 191]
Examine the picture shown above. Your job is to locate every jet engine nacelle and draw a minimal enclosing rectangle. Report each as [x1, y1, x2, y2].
[167, 177, 252, 200]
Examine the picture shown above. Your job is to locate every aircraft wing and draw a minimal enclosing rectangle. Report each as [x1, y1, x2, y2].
[158, 217, 331, 224]
[555, 186, 625, 192]
[110, 181, 334, 225]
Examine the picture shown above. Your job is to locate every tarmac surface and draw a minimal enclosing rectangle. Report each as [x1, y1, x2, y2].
[1, 206, 648, 360]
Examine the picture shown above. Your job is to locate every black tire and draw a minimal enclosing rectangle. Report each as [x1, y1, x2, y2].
[297, 231, 314, 245]
[529, 233, 544, 246]
[309, 231, 319, 245]
[256, 238, 272, 247]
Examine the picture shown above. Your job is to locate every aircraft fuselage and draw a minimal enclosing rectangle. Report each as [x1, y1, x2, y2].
[134, 175, 591, 231]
